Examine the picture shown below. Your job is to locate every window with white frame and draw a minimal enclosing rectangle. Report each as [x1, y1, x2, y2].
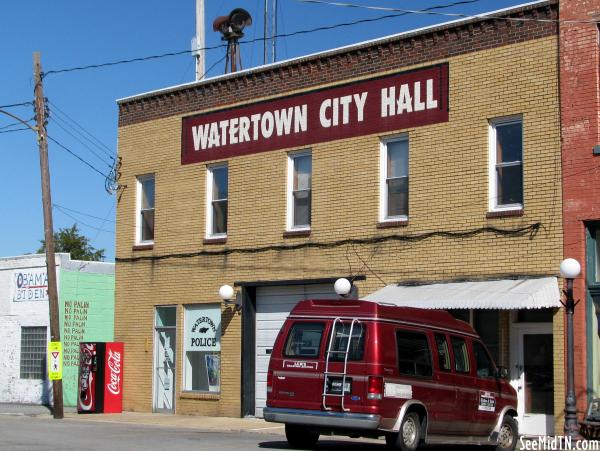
[136, 174, 155, 244]
[206, 164, 228, 237]
[489, 117, 523, 211]
[20, 326, 47, 379]
[380, 137, 409, 221]
[184, 304, 221, 392]
[287, 151, 312, 230]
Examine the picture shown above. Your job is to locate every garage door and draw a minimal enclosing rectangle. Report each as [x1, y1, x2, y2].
[255, 284, 341, 417]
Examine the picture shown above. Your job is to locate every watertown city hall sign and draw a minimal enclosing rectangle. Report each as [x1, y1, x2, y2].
[181, 63, 449, 164]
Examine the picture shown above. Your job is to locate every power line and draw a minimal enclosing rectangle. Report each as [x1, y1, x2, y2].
[46, 134, 110, 178]
[53, 203, 116, 223]
[47, 100, 115, 160]
[48, 114, 113, 168]
[299, 0, 600, 25]
[0, 101, 33, 109]
[53, 207, 115, 234]
[0, 127, 30, 134]
[39, 0, 502, 78]
[116, 222, 541, 263]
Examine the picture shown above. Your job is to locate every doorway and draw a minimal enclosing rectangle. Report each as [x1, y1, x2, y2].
[154, 306, 176, 413]
[510, 322, 554, 436]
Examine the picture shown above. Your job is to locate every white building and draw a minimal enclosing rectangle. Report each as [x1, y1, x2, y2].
[0, 254, 114, 405]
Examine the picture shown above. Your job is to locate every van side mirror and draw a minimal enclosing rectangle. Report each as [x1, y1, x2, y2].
[495, 366, 509, 379]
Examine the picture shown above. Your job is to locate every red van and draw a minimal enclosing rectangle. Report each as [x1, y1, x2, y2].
[263, 299, 518, 451]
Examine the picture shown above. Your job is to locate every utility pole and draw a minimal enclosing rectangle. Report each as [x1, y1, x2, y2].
[194, 0, 205, 80]
[33, 52, 63, 420]
[263, 0, 277, 65]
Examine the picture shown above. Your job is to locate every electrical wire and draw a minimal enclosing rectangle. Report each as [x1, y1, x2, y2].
[53, 207, 115, 234]
[0, 127, 30, 134]
[47, 100, 115, 160]
[116, 222, 541, 263]
[46, 134, 110, 178]
[298, 0, 600, 24]
[41, 0, 532, 78]
[48, 114, 114, 168]
[0, 118, 34, 130]
[53, 203, 116, 223]
[0, 101, 33, 109]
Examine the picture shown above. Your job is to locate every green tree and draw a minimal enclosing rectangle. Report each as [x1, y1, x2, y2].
[37, 224, 105, 261]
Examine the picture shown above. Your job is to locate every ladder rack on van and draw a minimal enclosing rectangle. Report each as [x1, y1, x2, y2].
[322, 317, 360, 412]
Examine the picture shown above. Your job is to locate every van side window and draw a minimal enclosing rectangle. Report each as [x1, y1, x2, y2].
[329, 322, 365, 361]
[434, 334, 451, 371]
[396, 330, 432, 377]
[284, 322, 325, 358]
[451, 336, 470, 374]
[473, 341, 495, 378]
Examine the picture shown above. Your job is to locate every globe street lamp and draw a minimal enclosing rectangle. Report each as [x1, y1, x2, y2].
[560, 258, 582, 439]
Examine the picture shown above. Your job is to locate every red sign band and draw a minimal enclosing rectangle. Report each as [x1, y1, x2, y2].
[181, 63, 449, 164]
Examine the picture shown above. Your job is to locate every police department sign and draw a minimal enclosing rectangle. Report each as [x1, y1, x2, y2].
[11, 268, 48, 302]
[185, 305, 221, 352]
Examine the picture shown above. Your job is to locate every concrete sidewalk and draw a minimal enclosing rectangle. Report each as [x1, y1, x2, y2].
[0, 403, 284, 434]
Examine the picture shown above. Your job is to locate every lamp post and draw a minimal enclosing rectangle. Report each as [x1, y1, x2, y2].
[560, 258, 582, 439]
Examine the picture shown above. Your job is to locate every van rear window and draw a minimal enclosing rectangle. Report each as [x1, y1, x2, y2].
[328, 322, 365, 361]
[284, 322, 325, 358]
[396, 330, 432, 377]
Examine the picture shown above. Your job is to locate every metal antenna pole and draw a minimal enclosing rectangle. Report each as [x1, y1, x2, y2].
[33, 51, 64, 420]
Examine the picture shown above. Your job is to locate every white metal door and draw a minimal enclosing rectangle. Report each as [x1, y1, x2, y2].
[154, 328, 176, 412]
[254, 284, 344, 417]
[510, 323, 554, 436]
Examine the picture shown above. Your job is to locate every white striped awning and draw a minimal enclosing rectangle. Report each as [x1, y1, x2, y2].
[361, 277, 561, 310]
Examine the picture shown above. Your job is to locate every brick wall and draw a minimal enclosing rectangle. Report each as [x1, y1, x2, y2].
[559, 0, 600, 426]
[115, 31, 563, 416]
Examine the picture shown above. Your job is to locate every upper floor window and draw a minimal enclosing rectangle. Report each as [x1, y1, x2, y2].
[489, 117, 523, 211]
[380, 137, 409, 221]
[136, 174, 155, 244]
[206, 164, 228, 238]
[287, 151, 311, 230]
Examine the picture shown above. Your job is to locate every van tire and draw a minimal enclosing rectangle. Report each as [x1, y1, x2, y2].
[495, 416, 518, 451]
[284, 424, 319, 449]
[388, 412, 421, 451]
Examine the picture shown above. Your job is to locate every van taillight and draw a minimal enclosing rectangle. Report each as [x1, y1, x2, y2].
[267, 370, 273, 394]
[367, 376, 383, 400]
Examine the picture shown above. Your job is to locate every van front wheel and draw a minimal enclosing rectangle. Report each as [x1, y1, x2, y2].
[495, 416, 518, 451]
[388, 412, 421, 451]
[284, 424, 319, 449]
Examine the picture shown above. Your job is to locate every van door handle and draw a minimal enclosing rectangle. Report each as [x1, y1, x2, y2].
[266, 349, 272, 355]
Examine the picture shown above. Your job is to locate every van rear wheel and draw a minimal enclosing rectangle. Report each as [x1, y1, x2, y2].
[387, 412, 421, 451]
[284, 424, 319, 449]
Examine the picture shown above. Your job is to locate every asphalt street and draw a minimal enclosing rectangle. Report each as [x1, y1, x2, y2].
[0, 414, 389, 451]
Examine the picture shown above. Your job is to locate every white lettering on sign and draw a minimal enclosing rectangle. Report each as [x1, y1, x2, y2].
[380, 79, 438, 118]
[319, 92, 368, 128]
[106, 350, 122, 395]
[192, 105, 308, 151]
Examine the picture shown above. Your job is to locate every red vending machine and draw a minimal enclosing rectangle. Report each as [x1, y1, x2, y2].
[77, 342, 124, 413]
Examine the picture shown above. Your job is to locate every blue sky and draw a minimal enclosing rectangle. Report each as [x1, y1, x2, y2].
[0, 0, 527, 261]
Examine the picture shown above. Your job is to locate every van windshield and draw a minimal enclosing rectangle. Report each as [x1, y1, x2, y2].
[283, 322, 325, 358]
[328, 322, 365, 361]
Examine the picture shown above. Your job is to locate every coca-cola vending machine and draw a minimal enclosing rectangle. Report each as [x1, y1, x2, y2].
[77, 342, 124, 414]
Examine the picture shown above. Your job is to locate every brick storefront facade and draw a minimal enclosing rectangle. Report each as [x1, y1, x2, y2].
[559, 0, 600, 423]
[114, 0, 585, 435]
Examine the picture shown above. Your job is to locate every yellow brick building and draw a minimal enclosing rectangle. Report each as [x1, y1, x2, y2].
[115, 0, 566, 435]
